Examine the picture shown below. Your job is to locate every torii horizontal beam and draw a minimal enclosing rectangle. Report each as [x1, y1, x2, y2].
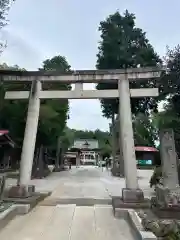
[5, 88, 159, 100]
[0, 67, 162, 83]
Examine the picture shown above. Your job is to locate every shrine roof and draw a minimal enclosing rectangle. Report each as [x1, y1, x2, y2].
[0, 130, 16, 147]
[0, 130, 9, 136]
[71, 139, 99, 150]
[135, 146, 158, 152]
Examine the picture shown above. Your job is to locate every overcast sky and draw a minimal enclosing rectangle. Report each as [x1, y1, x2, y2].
[1, 0, 180, 131]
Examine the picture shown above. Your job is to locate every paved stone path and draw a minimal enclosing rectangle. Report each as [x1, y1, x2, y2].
[0, 205, 135, 240]
[0, 166, 153, 239]
[5, 166, 153, 199]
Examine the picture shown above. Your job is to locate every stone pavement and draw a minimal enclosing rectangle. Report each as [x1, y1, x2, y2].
[5, 166, 153, 199]
[0, 204, 135, 240]
[44, 166, 153, 201]
[0, 166, 154, 239]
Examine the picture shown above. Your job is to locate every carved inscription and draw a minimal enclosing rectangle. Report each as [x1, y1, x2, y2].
[160, 129, 179, 188]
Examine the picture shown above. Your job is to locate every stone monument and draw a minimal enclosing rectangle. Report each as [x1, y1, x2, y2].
[152, 129, 180, 218]
[160, 129, 179, 190]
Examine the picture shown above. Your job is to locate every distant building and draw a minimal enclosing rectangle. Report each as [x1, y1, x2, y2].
[113, 116, 160, 167]
[68, 139, 100, 165]
[64, 151, 77, 165]
[71, 139, 99, 150]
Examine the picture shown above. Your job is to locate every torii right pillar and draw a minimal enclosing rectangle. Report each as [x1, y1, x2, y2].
[118, 75, 144, 203]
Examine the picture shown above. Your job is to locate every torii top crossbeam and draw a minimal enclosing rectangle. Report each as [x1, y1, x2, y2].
[0, 67, 162, 83]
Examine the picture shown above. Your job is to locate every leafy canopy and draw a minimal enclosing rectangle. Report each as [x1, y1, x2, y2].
[151, 45, 180, 156]
[37, 55, 72, 146]
[0, 0, 15, 53]
[0, 55, 71, 148]
[96, 10, 161, 119]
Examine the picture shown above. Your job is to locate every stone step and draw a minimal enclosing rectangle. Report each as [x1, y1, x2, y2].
[40, 197, 112, 206]
[0, 205, 136, 240]
[69, 206, 96, 240]
[0, 205, 56, 240]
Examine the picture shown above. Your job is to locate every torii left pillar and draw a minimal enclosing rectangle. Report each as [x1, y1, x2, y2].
[8, 80, 41, 198]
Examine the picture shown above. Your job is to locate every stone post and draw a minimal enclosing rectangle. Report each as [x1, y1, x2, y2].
[53, 136, 62, 172]
[118, 76, 144, 202]
[8, 80, 41, 198]
[19, 80, 41, 186]
[118, 117, 124, 177]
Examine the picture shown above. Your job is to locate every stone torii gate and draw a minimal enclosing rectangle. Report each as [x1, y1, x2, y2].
[2, 67, 162, 201]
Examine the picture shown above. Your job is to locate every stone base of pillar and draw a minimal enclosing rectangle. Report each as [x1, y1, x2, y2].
[122, 188, 144, 203]
[7, 185, 35, 198]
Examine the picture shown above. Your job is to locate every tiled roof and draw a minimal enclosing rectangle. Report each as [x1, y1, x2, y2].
[72, 139, 99, 149]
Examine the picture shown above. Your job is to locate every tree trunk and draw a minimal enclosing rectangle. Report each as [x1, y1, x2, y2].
[56, 137, 61, 168]
[59, 148, 64, 168]
[31, 145, 50, 179]
[53, 136, 62, 172]
[111, 113, 116, 168]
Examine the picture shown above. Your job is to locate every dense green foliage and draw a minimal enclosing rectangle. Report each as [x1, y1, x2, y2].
[96, 10, 161, 119]
[0, 64, 27, 143]
[0, 0, 15, 27]
[151, 46, 180, 155]
[133, 113, 157, 147]
[0, 56, 71, 149]
[149, 166, 162, 188]
[0, 0, 15, 53]
[37, 56, 71, 147]
[96, 10, 180, 150]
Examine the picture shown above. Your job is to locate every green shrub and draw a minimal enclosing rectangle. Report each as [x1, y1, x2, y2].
[149, 166, 162, 188]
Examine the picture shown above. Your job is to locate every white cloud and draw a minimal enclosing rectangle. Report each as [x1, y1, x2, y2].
[0, 28, 43, 70]
[67, 99, 110, 131]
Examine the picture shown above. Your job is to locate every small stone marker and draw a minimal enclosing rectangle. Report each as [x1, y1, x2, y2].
[122, 188, 144, 203]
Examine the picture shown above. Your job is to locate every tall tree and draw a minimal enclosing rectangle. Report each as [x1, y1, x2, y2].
[152, 45, 180, 157]
[0, 56, 71, 149]
[37, 55, 72, 147]
[160, 45, 180, 98]
[133, 113, 157, 147]
[0, 0, 15, 53]
[96, 10, 162, 119]
[0, 0, 15, 27]
[0, 64, 27, 143]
